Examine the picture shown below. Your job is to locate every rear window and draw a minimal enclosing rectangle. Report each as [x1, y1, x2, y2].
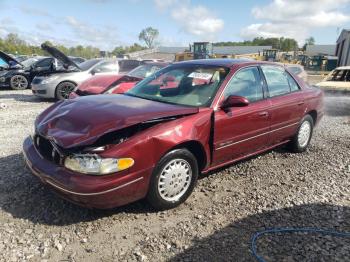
[326, 70, 350, 81]
[288, 66, 302, 75]
[119, 60, 143, 73]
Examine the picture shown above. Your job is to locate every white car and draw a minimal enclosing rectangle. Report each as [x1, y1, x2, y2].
[32, 44, 120, 100]
[316, 66, 350, 90]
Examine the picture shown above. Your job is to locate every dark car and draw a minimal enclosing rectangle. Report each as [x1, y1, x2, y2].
[23, 59, 324, 210]
[0, 51, 57, 90]
[70, 62, 169, 98]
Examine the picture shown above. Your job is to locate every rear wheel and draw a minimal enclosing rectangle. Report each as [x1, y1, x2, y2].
[289, 115, 314, 153]
[56, 81, 76, 100]
[10, 75, 28, 90]
[147, 149, 198, 210]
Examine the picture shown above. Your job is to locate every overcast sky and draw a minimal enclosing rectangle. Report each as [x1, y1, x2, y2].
[0, 0, 349, 50]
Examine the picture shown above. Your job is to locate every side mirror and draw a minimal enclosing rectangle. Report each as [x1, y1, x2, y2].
[221, 95, 249, 109]
[90, 69, 96, 75]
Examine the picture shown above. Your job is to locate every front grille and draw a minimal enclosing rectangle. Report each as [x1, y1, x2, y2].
[34, 135, 63, 165]
[75, 89, 92, 96]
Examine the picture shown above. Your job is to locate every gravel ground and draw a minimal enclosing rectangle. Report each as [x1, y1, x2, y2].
[0, 89, 349, 262]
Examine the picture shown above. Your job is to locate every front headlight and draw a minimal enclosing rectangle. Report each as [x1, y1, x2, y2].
[64, 154, 134, 175]
[0, 77, 5, 82]
[41, 75, 60, 84]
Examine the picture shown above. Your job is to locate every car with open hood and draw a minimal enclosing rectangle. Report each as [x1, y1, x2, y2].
[69, 62, 170, 98]
[23, 59, 324, 210]
[315, 66, 350, 91]
[0, 51, 59, 90]
[32, 44, 143, 100]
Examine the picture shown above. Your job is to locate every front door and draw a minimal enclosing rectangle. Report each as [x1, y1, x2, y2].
[213, 66, 271, 165]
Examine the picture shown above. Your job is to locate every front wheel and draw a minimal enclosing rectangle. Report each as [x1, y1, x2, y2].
[146, 149, 198, 210]
[10, 75, 28, 90]
[56, 82, 76, 100]
[289, 115, 314, 153]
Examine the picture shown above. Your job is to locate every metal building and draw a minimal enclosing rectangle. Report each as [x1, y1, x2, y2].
[336, 29, 350, 66]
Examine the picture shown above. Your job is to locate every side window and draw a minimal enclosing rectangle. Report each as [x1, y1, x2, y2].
[35, 58, 52, 68]
[223, 67, 264, 103]
[93, 61, 119, 73]
[287, 73, 300, 92]
[261, 66, 290, 97]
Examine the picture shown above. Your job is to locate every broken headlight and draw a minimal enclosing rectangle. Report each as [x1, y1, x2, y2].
[64, 154, 134, 175]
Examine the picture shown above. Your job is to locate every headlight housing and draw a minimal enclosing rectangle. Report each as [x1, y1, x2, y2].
[41, 75, 60, 84]
[64, 154, 134, 175]
[0, 77, 5, 82]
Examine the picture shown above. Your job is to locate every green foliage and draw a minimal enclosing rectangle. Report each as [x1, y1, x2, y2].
[111, 43, 146, 57]
[139, 27, 159, 48]
[214, 37, 299, 51]
[303, 36, 316, 50]
[0, 33, 145, 59]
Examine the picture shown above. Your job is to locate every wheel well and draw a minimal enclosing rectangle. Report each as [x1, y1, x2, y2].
[55, 80, 77, 98]
[174, 141, 207, 171]
[307, 110, 317, 124]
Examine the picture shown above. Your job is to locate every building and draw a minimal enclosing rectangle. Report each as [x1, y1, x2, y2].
[305, 45, 336, 56]
[336, 29, 350, 66]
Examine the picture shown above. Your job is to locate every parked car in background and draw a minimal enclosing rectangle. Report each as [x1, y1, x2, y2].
[315, 66, 350, 90]
[284, 64, 308, 82]
[70, 62, 169, 98]
[0, 51, 59, 90]
[69, 56, 86, 64]
[23, 59, 324, 210]
[32, 44, 143, 100]
[15, 55, 29, 62]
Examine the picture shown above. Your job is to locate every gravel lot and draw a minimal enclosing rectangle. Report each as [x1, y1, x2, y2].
[0, 88, 349, 262]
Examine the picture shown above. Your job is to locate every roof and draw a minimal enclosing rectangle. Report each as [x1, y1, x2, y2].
[305, 45, 336, 56]
[174, 58, 256, 67]
[335, 66, 350, 70]
[212, 46, 272, 55]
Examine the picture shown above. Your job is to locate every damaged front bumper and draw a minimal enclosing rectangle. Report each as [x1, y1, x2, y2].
[22, 136, 150, 209]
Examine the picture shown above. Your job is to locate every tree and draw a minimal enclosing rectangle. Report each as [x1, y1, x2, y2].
[138, 27, 159, 48]
[305, 37, 315, 46]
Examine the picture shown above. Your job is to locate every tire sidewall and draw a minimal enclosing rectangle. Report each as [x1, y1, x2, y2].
[147, 149, 198, 210]
[10, 75, 28, 90]
[294, 115, 314, 152]
[56, 82, 76, 100]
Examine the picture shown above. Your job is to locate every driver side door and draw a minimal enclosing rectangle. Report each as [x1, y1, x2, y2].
[213, 66, 271, 165]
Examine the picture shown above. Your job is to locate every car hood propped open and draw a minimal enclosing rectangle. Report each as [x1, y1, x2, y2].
[41, 43, 81, 71]
[36, 94, 199, 148]
[0, 51, 23, 68]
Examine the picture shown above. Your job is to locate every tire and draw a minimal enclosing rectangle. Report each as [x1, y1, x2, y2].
[146, 149, 198, 210]
[55, 81, 76, 100]
[10, 75, 28, 90]
[289, 115, 314, 153]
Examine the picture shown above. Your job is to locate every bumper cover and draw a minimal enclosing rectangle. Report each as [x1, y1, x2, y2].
[23, 136, 149, 209]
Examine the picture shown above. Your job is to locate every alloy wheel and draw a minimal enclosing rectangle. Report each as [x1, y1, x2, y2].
[298, 121, 311, 148]
[10, 75, 28, 90]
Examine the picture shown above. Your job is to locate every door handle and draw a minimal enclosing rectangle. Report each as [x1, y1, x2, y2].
[297, 101, 305, 106]
[258, 111, 269, 117]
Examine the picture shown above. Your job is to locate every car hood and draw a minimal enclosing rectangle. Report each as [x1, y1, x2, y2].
[41, 43, 81, 71]
[78, 75, 124, 94]
[0, 51, 23, 68]
[35, 94, 199, 148]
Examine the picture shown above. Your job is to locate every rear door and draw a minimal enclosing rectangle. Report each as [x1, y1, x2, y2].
[213, 66, 271, 165]
[260, 65, 306, 145]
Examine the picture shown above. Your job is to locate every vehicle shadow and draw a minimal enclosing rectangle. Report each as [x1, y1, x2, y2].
[0, 93, 54, 103]
[0, 153, 152, 226]
[169, 203, 350, 261]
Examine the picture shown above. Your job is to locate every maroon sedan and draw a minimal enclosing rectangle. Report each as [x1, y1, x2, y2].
[23, 59, 324, 210]
[69, 62, 169, 98]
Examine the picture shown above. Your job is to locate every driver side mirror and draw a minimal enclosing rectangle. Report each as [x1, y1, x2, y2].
[221, 95, 249, 109]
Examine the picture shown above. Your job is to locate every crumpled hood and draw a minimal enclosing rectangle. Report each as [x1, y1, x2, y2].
[36, 94, 198, 148]
[78, 75, 123, 94]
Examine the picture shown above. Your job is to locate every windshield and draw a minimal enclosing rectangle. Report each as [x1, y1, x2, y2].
[128, 64, 165, 79]
[21, 58, 39, 67]
[79, 59, 101, 71]
[325, 69, 350, 82]
[126, 65, 230, 107]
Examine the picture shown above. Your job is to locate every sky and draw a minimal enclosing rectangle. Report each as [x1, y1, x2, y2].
[0, 0, 350, 50]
